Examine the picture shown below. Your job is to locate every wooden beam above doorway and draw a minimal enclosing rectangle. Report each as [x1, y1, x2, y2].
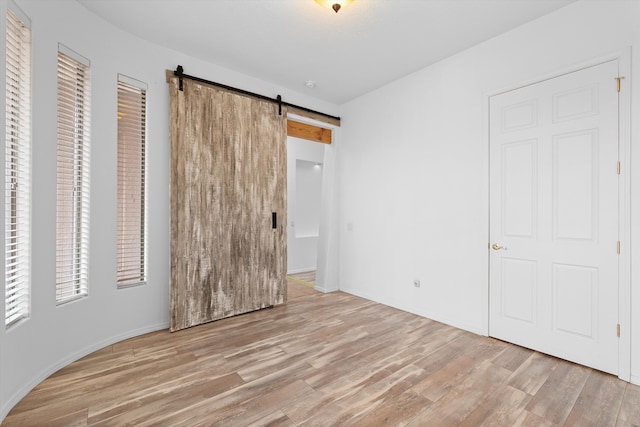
[287, 120, 332, 144]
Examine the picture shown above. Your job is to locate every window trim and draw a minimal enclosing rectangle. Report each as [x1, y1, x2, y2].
[4, 1, 32, 328]
[116, 74, 147, 288]
[55, 44, 91, 305]
[4, 0, 33, 330]
[7, 0, 29, 30]
[58, 43, 90, 68]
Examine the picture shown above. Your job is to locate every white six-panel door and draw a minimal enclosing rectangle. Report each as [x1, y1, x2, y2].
[489, 60, 619, 374]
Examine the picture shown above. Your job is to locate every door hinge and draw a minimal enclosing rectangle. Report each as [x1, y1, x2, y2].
[617, 241, 621, 254]
[617, 161, 621, 175]
[617, 323, 621, 337]
[615, 76, 624, 92]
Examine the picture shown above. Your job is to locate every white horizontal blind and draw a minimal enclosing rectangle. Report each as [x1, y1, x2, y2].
[5, 7, 31, 326]
[56, 47, 90, 303]
[117, 77, 146, 287]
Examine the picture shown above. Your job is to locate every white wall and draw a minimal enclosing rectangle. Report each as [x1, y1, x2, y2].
[0, 0, 340, 420]
[296, 160, 323, 237]
[315, 127, 341, 293]
[287, 137, 325, 273]
[338, 0, 640, 383]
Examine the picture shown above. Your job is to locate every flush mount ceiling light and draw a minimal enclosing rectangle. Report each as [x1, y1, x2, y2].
[314, 0, 354, 14]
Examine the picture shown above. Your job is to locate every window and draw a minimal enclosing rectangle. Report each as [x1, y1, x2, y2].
[116, 75, 147, 287]
[5, 4, 31, 326]
[56, 45, 90, 303]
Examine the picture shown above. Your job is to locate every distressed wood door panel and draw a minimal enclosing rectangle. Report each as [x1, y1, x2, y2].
[169, 78, 287, 332]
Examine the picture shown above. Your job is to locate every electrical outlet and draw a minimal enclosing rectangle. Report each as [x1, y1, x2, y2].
[413, 279, 421, 288]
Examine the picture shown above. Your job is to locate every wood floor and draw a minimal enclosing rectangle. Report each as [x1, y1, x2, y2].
[3, 277, 640, 426]
[290, 270, 315, 285]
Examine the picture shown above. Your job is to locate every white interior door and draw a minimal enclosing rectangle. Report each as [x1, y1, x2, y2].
[489, 60, 620, 374]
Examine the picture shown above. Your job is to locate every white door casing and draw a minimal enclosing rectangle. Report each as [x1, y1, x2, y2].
[489, 60, 620, 375]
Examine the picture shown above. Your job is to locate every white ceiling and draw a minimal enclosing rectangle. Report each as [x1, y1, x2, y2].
[78, 0, 576, 105]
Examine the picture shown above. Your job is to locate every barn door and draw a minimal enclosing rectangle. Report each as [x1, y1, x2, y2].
[169, 78, 287, 332]
[489, 60, 620, 374]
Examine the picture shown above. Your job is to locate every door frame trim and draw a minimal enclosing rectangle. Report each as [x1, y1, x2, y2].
[287, 113, 341, 294]
[484, 48, 631, 382]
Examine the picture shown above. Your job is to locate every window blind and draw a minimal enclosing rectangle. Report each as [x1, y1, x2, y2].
[116, 76, 146, 287]
[5, 6, 31, 326]
[56, 46, 90, 303]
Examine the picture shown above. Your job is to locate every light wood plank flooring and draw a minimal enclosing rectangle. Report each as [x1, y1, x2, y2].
[3, 279, 639, 426]
[288, 271, 316, 285]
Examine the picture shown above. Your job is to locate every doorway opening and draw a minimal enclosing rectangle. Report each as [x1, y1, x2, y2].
[285, 117, 336, 295]
[286, 137, 326, 288]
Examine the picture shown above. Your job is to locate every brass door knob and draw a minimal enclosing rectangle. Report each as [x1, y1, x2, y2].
[491, 243, 507, 251]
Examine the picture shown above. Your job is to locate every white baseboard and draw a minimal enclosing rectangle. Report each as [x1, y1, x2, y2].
[0, 321, 169, 423]
[630, 374, 640, 386]
[314, 282, 338, 293]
